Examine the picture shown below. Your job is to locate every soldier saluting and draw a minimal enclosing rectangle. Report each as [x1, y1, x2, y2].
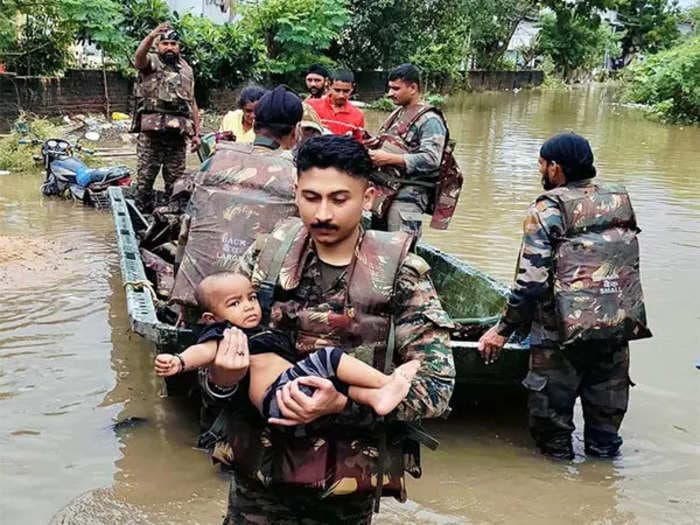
[132, 23, 201, 213]
[479, 132, 651, 460]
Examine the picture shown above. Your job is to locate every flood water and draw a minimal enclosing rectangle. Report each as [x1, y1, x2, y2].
[1, 87, 699, 524]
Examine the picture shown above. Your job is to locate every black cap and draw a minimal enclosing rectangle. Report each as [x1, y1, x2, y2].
[254, 85, 303, 128]
[540, 132, 596, 181]
[161, 29, 181, 42]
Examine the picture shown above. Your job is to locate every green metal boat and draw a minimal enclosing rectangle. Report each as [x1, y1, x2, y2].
[109, 186, 528, 397]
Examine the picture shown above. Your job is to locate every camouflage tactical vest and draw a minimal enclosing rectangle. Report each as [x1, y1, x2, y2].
[170, 142, 297, 306]
[366, 104, 464, 230]
[225, 217, 415, 499]
[132, 53, 195, 134]
[543, 183, 652, 346]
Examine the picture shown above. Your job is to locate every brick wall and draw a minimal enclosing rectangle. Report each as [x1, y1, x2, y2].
[0, 68, 543, 131]
[208, 69, 544, 108]
[0, 69, 133, 130]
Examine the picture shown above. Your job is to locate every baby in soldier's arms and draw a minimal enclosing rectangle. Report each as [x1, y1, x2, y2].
[154, 271, 420, 420]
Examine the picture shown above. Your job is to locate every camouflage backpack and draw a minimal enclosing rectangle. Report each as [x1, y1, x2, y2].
[170, 143, 297, 306]
[543, 183, 652, 346]
[366, 104, 464, 230]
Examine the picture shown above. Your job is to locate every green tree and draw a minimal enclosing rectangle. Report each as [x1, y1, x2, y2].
[538, 9, 620, 80]
[174, 14, 265, 95]
[0, 0, 135, 74]
[336, 0, 535, 73]
[0, 1, 74, 75]
[625, 35, 700, 124]
[616, 0, 680, 64]
[462, 0, 536, 69]
[242, 0, 350, 74]
[335, 0, 420, 70]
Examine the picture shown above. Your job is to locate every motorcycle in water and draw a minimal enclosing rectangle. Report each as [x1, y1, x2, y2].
[20, 132, 131, 208]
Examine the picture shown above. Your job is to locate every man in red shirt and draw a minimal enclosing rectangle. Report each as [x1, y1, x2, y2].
[308, 69, 365, 142]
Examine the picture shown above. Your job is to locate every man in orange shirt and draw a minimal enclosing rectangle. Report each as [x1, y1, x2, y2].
[308, 69, 365, 142]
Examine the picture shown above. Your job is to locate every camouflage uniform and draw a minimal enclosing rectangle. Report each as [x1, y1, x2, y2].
[377, 106, 447, 238]
[218, 219, 455, 523]
[136, 131, 187, 212]
[133, 52, 195, 212]
[496, 180, 635, 458]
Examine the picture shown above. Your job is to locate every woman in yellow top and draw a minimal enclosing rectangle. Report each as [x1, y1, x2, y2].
[219, 85, 267, 143]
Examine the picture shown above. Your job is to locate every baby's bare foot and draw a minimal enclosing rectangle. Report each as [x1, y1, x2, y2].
[371, 360, 420, 416]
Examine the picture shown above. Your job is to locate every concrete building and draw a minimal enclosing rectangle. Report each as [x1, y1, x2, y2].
[166, 0, 235, 25]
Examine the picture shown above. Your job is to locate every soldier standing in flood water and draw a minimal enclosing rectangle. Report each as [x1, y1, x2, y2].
[479, 132, 651, 460]
[367, 63, 448, 239]
[206, 136, 455, 524]
[132, 23, 201, 213]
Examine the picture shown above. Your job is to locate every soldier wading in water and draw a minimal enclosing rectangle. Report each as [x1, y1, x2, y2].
[132, 23, 201, 213]
[366, 63, 463, 240]
[205, 135, 455, 524]
[479, 132, 652, 460]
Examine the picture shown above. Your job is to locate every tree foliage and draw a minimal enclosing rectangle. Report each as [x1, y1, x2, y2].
[242, 0, 350, 74]
[175, 14, 265, 90]
[625, 35, 700, 124]
[616, 0, 680, 62]
[538, 9, 620, 81]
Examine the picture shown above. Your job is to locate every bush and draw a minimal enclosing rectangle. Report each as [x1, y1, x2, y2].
[0, 117, 63, 174]
[366, 97, 395, 112]
[625, 36, 700, 124]
[174, 14, 265, 100]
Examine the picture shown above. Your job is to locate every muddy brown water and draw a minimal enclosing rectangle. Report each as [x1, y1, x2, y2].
[1, 87, 699, 524]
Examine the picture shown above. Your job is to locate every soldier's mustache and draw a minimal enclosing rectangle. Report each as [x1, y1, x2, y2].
[310, 221, 339, 231]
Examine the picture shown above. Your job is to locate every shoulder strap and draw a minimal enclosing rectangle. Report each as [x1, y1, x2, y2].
[379, 107, 403, 134]
[348, 229, 412, 310]
[256, 219, 305, 319]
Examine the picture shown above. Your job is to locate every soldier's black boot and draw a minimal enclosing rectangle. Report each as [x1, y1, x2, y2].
[538, 434, 574, 460]
[585, 429, 623, 458]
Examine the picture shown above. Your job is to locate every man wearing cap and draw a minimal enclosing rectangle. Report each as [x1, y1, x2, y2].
[304, 64, 330, 100]
[478, 132, 650, 460]
[132, 23, 201, 213]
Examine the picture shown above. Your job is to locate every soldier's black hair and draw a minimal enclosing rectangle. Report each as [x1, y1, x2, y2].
[540, 132, 597, 181]
[296, 135, 372, 181]
[306, 63, 330, 79]
[330, 69, 354, 84]
[238, 85, 267, 108]
[388, 63, 421, 90]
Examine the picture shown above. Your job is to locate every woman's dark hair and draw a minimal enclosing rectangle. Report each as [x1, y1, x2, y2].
[540, 132, 597, 181]
[387, 63, 421, 90]
[296, 135, 372, 180]
[238, 85, 267, 109]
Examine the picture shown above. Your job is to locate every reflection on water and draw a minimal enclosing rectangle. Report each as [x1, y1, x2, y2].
[2, 86, 699, 524]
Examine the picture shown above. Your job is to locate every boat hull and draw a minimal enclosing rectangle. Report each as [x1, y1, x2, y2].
[109, 187, 529, 397]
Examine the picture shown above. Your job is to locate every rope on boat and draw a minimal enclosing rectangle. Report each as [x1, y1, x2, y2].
[123, 279, 159, 302]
